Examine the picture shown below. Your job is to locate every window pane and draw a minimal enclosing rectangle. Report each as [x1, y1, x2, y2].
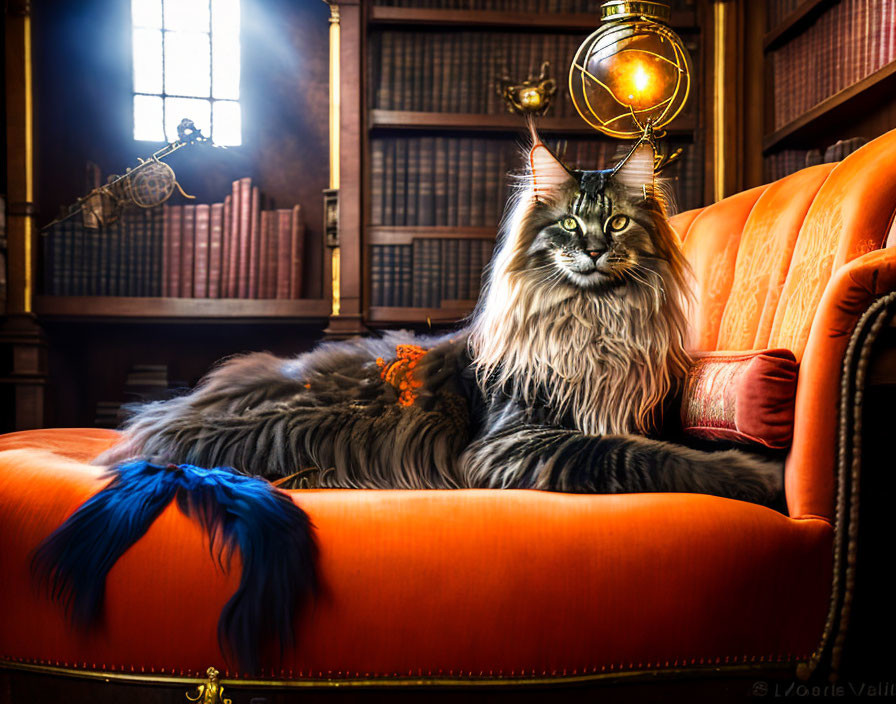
[163, 0, 209, 32]
[212, 0, 239, 39]
[213, 100, 241, 146]
[132, 0, 162, 29]
[164, 31, 211, 97]
[165, 97, 211, 142]
[134, 94, 165, 141]
[132, 28, 163, 94]
[212, 36, 240, 99]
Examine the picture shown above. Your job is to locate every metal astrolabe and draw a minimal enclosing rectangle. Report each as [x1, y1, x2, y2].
[44, 118, 219, 231]
[569, 1, 692, 138]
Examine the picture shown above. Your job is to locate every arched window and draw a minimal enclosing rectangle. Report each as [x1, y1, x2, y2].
[131, 0, 241, 146]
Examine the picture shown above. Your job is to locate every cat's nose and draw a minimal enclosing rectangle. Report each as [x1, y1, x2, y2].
[586, 249, 605, 260]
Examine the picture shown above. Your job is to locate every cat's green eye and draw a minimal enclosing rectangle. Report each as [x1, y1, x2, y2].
[560, 217, 578, 231]
[607, 214, 629, 232]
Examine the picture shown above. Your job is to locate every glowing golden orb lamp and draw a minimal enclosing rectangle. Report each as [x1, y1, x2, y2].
[569, 1, 692, 138]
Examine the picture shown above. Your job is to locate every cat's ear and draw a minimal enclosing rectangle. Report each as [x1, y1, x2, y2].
[613, 141, 656, 198]
[528, 123, 573, 202]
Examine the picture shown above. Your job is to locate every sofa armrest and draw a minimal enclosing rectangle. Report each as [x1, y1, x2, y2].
[786, 247, 896, 520]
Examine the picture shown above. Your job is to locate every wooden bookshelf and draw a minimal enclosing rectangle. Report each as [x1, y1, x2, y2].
[338, 0, 707, 327]
[368, 6, 698, 32]
[761, 0, 896, 181]
[763, 0, 836, 51]
[367, 304, 475, 324]
[34, 296, 331, 323]
[369, 110, 697, 136]
[368, 226, 495, 245]
[763, 62, 896, 152]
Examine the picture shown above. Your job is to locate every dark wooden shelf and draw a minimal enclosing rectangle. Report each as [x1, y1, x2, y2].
[369, 110, 697, 136]
[762, 61, 896, 152]
[368, 6, 697, 32]
[367, 305, 474, 324]
[368, 226, 496, 245]
[763, 0, 836, 51]
[34, 296, 331, 322]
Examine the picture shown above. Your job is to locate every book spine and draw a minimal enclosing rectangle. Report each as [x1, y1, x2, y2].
[383, 140, 395, 226]
[152, 206, 163, 296]
[274, 209, 291, 299]
[227, 179, 242, 297]
[193, 203, 210, 298]
[458, 138, 472, 226]
[434, 137, 448, 225]
[180, 204, 196, 298]
[96, 222, 108, 297]
[412, 239, 424, 307]
[406, 137, 419, 227]
[372, 245, 384, 307]
[108, 219, 120, 296]
[257, 210, 271, 298]
[208, 203, 224, 298]
[223, 193, 233, 297]
[371, 139, 385, 225]
[419, 136, 434, 226]
[378, 32, 393, 110]
[395, 139, 408, 226]
[248, 186, 261, 298]
[400, 244, 412, 307]
[289, 205, 304, 299]
[385, 245, 396, 307]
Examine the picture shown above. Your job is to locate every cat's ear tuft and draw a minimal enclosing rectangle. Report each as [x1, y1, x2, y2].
[528, 122, 573, 202]
[613, 141, 656, 198]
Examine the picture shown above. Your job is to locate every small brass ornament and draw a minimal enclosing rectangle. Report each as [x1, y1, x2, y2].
[497, 61, 557, 116]
[185, 667, 233, 704]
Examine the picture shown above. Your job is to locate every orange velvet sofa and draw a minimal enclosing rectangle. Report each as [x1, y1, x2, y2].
[2, 129, 895, 699]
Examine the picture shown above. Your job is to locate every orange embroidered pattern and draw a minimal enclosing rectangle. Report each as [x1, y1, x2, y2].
[376, 344, 427, 407]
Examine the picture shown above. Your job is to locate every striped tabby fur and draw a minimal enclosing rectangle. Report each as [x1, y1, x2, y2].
[97, 130, 782, 506]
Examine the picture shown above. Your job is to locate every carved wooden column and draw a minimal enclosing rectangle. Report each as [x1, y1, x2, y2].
[1, 0, 47, 430]
[324, 0, 366, 338]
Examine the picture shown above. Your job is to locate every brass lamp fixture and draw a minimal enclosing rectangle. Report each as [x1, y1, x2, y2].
[569, 1, 692, 139]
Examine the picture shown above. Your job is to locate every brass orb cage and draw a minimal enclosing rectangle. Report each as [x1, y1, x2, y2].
[569, 1, 692, 139]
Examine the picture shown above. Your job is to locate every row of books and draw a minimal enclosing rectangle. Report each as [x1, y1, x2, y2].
[43, 209, 164, 297]
[763, 137, 867, 182]
[765, 0, 801, 32]
[372, 0, 695, 12]
[371, 135, 702, 227]
[770, 0, 896, 129]
[370, 239, 494, 307]
[42, 177, 306, 299]
[371, 30, 585, 116]
[0, 194, 7, 308]
[163, 181, 305, 299]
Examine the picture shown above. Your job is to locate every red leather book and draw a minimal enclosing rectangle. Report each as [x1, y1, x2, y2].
[180, 204, 195, 298]
[275, 209, 291, 299]
[164, 205, 182, 298]
[247, 186, 261, 298]
[222, 194, 232, 297]
[208, 203, 224, 299]
[193, 204, 210, 298]
[288, 205, 305, 299]
[237, 178, 252, 298]
[226, 179, 242, 297]
[261, 210, 277, 299]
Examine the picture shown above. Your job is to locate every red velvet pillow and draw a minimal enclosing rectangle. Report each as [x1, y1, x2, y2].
[680, 349, 799, 449]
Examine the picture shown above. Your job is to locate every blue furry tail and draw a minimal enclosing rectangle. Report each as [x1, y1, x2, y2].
[32, 460, 317, 675]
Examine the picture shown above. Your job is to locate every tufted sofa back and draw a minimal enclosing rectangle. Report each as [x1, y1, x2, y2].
[670, 129, 896, 361]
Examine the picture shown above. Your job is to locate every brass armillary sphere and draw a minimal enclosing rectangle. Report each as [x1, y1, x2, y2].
[569, 1, 692, 138]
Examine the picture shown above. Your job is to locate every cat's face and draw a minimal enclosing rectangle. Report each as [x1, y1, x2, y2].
[505, 133, 681, 298]
[527, 169, 659, 291]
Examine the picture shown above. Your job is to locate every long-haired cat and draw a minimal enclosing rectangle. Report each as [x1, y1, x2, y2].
[96, 129, 781, 502]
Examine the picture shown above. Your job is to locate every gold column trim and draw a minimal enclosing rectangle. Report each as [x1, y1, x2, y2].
[23, 12, 34, 312]
[712, 0, 726, 203]
[325, 1, 341, 317]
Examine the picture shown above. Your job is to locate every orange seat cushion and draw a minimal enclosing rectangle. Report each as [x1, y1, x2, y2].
[0, 429, 832, 681]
